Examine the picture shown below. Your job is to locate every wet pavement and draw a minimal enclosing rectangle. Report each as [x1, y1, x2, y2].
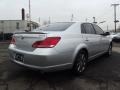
[0, 43, 120, 90]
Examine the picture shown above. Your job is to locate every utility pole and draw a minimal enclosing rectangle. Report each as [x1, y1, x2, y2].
[1, 21, 4, 41]
[111, 4, 119, 32]
[26, 13, 29, 21]
[48, 16, 51, 24]
[29, 0, 31, 31]
[71, 14, 74, 22]
[38, 17, 41, 26]
[85, 18, 88, 22]
[107, 25, 109, 32]
[93, 17, 97, 24]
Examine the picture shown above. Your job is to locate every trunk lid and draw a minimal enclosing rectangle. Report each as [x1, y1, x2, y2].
[14, 32, 47, 51]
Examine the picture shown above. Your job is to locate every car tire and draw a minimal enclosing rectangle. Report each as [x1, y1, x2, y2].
[106, 43, 112, 56]
[73, 50, 88, 75]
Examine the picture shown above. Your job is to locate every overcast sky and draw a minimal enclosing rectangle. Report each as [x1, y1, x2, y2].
[0, 0, 120, 30]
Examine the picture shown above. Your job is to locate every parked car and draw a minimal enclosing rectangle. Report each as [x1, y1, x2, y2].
[8, 22, 112, 74]
[112, 33, 120, 42]
[109, 32, 117, 39]
[109, 32, 120, 42]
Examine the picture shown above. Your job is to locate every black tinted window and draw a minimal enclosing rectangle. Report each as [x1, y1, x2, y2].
[83, 24, 95, 34]
[81, 24, 86, 33]
[37, 22, 74, 31]
[93, 24, 104, 34]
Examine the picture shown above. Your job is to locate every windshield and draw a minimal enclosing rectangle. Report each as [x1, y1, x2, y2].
[33, 22, 74, 31]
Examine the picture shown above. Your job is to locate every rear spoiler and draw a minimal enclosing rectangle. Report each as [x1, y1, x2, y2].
[14, 31, 46, 34]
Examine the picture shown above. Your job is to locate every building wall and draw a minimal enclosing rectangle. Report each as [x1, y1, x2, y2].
[0, 20, 39, 33]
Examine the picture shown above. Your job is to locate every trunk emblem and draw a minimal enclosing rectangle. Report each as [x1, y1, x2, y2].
[21, 36, 24, 40]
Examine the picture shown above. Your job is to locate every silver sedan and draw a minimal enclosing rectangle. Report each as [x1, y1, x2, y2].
[8, 22, 112, 74]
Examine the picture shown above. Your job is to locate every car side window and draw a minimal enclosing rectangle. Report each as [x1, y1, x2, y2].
[83, 23, 95, 34]
[93, 24, 104, 35]
[81, 24, 86, 33]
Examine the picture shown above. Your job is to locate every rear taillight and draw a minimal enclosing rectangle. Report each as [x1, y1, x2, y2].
[32, 37, 61, 48]
[11, 37, 15, 44]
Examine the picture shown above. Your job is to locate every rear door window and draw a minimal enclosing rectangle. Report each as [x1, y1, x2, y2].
[83, 23, 95, 34]
[81, 24, 86, 33]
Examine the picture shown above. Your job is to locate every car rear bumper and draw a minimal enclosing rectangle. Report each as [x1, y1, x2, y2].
[9, 57, 72, 72]
[8, 45, 72, 71]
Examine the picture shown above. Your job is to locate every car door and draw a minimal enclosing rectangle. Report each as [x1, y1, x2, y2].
[81, 23, 101, 58]
[92, 24, 109, 52]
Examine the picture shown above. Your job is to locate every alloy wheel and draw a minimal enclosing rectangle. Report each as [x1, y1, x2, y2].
[73, 51, 87, 74]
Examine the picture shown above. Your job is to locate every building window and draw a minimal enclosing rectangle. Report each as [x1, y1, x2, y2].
[16, 22, 20, 29]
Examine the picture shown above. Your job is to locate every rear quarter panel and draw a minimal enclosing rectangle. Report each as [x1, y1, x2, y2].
[49, 33, 87, 65]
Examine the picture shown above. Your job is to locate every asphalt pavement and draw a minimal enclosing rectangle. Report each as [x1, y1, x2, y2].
[0, 43, 120, 90]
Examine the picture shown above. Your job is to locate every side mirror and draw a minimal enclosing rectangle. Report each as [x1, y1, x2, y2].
[101, 32, 110, 36]
[105, 32, 110, 35]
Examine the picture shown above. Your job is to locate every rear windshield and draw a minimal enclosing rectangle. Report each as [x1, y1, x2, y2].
[35, 22, 74, 31]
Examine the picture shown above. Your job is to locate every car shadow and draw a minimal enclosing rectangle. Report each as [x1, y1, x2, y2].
[4, 51, 120, 83]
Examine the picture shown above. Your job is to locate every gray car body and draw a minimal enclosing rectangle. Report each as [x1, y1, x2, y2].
[8, 22, 112, 71]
